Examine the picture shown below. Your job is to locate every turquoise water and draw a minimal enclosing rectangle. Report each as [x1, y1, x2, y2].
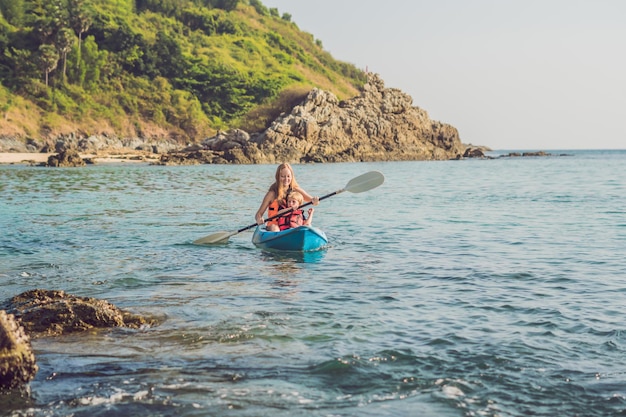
[1, 151, 625, 416]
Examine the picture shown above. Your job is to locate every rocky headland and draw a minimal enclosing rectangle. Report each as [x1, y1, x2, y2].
[0, 73, 563, 167]
[162, 73, 466, 165]
[1, 73, 472, 166]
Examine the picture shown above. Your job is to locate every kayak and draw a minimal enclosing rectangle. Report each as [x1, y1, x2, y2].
[252, 225, 328, 252]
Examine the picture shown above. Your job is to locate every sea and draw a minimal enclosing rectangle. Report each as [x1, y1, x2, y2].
[1, 149, 625, 417]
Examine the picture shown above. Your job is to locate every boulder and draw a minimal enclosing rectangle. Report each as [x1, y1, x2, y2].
[2, 289, 157, 338]
[44, 149, 86, 167]
[463, 147, 486, 158]
[0, 311, 38, 389]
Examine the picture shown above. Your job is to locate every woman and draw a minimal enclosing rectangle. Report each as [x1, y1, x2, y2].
[255, 163, 319, 231]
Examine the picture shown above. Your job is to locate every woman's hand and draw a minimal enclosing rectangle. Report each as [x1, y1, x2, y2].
[312, 196, 320, 206]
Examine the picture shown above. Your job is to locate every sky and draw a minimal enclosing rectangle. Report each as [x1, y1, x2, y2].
[260, 0, 625, 150]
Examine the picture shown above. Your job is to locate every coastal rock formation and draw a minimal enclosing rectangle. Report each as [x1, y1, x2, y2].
[45, 149, 87, 167]
[463, 146, 486, 158]
[251, 73, 465, 163]
[2, 289, 157, 338]
[0, 311, 38, 389]
[0, 133, 179, 155]
[163, 73, 465, 164]
[2, 73, 472, 165]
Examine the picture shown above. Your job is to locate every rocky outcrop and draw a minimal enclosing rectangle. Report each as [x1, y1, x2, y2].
[2, 289, 158, 338]
[0, 133, 179, 155]
[0, 132, 182, 166]
[44, 149, 87, 167]
[163, 73, 465, 164]
[249, 73, 465, 163]
[0, 311, 38, 389]
[463, 146, 486, 158]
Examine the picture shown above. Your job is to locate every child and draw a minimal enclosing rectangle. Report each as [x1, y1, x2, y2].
[275, 191, 314, 231]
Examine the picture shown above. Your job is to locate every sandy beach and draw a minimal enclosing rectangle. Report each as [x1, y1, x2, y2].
[0, 152, 160, 165]
[0, 153, 53, 164]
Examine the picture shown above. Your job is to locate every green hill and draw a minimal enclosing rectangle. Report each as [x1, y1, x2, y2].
[0, 0, 366, 144]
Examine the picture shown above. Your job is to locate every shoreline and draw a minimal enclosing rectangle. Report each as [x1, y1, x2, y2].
[0, 152, 160, 165]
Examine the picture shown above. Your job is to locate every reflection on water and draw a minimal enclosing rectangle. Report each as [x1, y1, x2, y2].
[259, 248, 327, 265]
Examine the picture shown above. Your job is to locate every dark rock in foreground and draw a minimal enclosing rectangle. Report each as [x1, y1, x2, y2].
[1, 289, 159, 389]
[0, 311, 38, 389]
[3, 289, 158, 338]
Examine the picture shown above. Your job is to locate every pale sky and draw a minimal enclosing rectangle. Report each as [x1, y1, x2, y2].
[261, 0, 625, 150]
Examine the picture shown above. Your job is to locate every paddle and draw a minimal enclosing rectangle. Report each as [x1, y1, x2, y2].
[193, 170, 385, 245]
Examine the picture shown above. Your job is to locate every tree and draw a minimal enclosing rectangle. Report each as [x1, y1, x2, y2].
[213, 0, 239, 11]
[81, 35, 108, 90]
[55, 27, 75, 80]
[68, 0, 92, 67]
[0, 0, 25, 26]
[153, 31, 185, 78]
[37, 44, 59, 86]
[27, 0, 66, 43]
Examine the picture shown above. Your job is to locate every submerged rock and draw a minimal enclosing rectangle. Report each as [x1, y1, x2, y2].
[0, 311, 38, 389]
[3, 289, 157, 338]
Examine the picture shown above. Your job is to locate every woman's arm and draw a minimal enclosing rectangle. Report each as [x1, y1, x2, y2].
[296, 187, 319, 206]
[255, 190, 276, 224]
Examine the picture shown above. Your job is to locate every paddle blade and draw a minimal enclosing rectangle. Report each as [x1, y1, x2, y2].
[344, 171, 385, 193]
[193, 231, 234, 245]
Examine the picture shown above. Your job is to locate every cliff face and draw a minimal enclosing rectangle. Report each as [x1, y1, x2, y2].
[244, 73, 464, 163]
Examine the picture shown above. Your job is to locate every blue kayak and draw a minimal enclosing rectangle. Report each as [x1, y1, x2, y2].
[252, 225, 328, 252]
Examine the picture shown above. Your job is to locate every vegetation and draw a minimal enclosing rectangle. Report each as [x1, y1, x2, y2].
[0, 0, 366, 143]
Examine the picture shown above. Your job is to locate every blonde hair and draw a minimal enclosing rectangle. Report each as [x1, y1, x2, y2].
[269, 163, 300, 203]
[287, 191, 304, 205]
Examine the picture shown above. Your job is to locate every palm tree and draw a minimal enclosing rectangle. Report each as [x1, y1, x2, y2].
[38, 44, 59, 87]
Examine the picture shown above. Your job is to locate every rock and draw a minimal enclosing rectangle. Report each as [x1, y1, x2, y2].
[499, 151, 555, 158]
[247, 73, 465, 163]
[179, 73, 465, 164]
[44, 149, 86, 167]
[522, 151, 550, 157]
[0, 135, 30, 152]
[156, 149, 224, 165]
[1, 135, 180, 157]
[2, 289, 157, 338]
[463, 147, 486, 158]
[0, 311, 38, 389]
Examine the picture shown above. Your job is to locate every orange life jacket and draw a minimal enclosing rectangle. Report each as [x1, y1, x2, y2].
[277, 209, 304, 231]
[267, 200, 281, 219]
[266, 187, 298, 227]
[266, 199, 286, 227]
